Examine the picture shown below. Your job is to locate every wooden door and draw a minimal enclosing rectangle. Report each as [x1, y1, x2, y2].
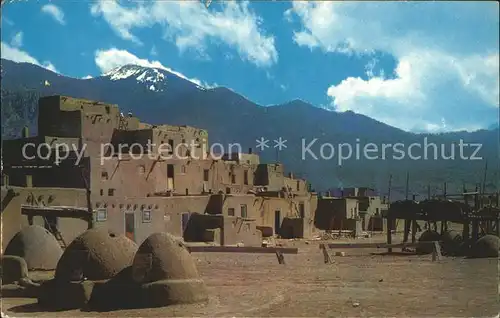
[125, 212, 135, 242]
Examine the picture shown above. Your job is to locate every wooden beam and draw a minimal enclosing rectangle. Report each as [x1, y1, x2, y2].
[320, 242, 438, 249]
[21, 205, 92, 220]
[186, 246, 298, 254]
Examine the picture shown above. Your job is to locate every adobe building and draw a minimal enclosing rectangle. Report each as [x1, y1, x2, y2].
[1, 95, 318, 251]
[315, 187, 390, 233]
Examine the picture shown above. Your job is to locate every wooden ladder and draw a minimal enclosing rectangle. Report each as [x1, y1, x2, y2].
[43, 216, 67, 249]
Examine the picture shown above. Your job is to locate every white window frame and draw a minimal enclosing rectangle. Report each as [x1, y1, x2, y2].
[96, 208, 107, 222]
[142, 209, 152, 223]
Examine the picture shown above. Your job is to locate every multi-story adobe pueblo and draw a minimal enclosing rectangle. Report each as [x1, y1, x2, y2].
[1, 96, 389, 251]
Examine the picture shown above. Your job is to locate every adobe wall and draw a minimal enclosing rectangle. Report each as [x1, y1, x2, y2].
[222, 216, 262, 246]
[315, 198, 346, 230]
[184, 214, 261, 246]
[315, 197, 361, 231]
[253, 195, 315, 237]
[254, 163, 285, 190]
[91, 195, 210, 244]
[93, 156, 256, 198]
[220, 194, 257, 218]
[0, 186, 89, 252]
[345, 198, 359, 219]
[37, 96, 123, 158]
[283, 177, 308, 195]
[184, 213, 223, 243]
[110, 126, 208, 160]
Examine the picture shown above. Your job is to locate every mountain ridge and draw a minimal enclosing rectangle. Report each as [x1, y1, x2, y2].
[1, 58, 495, 135]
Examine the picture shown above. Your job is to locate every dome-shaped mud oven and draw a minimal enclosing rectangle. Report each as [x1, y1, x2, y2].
[441, 230, 463, 256]
[416, 230, 441, 254]
[55, 228, 138, 281]
[470, 234, 499, 258]
[4, 225, 63, 270]
[131, 232, 208, 307]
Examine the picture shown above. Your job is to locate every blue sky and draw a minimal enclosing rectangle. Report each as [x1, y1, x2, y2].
[1, 1, 498, 133]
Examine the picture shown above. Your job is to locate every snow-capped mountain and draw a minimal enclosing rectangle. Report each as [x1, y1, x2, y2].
[102, 65, 205, 93]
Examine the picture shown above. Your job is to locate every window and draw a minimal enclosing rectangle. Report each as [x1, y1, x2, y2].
[168, 139, 174, 154]
[240, 204, 247, 218]
[181, 165, 186, 173]
[105, 106, 110, 114]
[299, 202, 305, 218]
[296, 180, 300, 191]
[231, 173, 236, 184]
[96, 208, 107, 222]
[376, 208, 380, 215]
[26, 175, 32, 188]
[243, 170, 248, 185]
[228, 208, 235, 216]
[100, 189, 104, 196]
[101, 171, 108, 180]
[203, 169, 209, 181]
[142, 209, 152, 223]
[108, 188, 115, 196]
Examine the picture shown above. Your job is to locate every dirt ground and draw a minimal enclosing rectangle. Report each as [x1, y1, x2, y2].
[2, 236, 499, 317]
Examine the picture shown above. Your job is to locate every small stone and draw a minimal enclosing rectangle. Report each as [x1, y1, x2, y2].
[379, 278, 383, 282]
[352, 302, 360, 307]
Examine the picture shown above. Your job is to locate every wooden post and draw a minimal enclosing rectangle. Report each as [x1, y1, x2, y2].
[411, 219, 417, 243]
[471, 219, 479, 242]
[275, 250, 285, 264]
[320, 244, 332, 264]
[432, 241, 442, 262]
[387, 217, 393, 253]
[482, 160, 488, 207]
[403, 219, 410, 243]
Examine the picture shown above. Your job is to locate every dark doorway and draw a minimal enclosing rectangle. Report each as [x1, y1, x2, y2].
[167, 164, 175, 190]
[125, 213, 135, 242]
[299, 203, 305, 218]
[274, 210, 281, 236]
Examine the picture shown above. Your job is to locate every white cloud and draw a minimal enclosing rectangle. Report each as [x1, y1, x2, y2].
[150, 45, 158, 56]
[94, 48, 215, 88]
[82, 75, 93, 79]
[41, 4, 66, 25]
[10, 31, 23, 48]
[1, 42, 58, 73]
[90, 0, 277, 67]
[287, 2, 499, 132]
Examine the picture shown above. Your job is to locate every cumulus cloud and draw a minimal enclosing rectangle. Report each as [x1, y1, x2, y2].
[1, 41, 58, 73]
[90, 0, 277, 67]
[41, 4, 66, 25]
[286, 2, 499, 132]
[94, 48, 215, 88]
[10, 31, 23, 48]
